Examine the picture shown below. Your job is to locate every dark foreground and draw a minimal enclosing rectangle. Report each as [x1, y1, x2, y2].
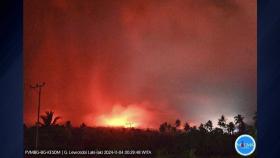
[24, 126, 256, 158]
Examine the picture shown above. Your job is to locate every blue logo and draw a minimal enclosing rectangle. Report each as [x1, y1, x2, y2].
[235, 134, 256, 156]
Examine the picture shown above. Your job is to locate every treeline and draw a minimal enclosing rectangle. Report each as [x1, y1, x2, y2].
[24, 111, 257, 158]
[159, 114, 256, 136]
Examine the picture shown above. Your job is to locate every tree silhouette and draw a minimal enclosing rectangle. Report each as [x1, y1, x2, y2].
[80, 122, 87, 128]
[25, 113, 256, 158]
[205, 120, 213, 132]
[65, 121, 72, 129]
[190, 125, 197, 133]
[234, 114, 244, 124]
[40, 111, 61, 127]
[64, 121, 73, 140]
[218, 115, 226, 131]
[167, 123, 172, 132]
[234, 114, 246, 134]
[227, 122, 235, 135]
[212, 127, 223, 135]
[199, 123, 207, 133]
[159, 122, 167, 132]
[184, 122, 190, 132]
[175, 119, 181, 129]
[159, 122, 177, 133]
[171, 126, 177, 133]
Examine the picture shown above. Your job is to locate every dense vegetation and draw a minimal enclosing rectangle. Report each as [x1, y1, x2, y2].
[24, 111, 257, 158]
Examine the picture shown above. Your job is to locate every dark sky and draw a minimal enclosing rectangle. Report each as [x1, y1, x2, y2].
[24, 0, 256, 128]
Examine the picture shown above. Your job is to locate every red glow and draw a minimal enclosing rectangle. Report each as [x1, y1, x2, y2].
[96, 104, 149, 128]
[24, 0, 256, 128]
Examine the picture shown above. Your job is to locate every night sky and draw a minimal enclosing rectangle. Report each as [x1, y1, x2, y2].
[24, 0, 256, 128]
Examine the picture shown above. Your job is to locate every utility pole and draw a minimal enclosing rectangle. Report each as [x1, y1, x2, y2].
[30, 82, 45, 149]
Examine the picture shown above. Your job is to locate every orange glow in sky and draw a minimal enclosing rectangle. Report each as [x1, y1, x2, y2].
[103, 116, 136, 128]
[97, 104, 145, 128]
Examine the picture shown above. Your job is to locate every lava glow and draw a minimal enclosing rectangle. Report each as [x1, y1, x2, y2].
[103, 116, 136, 128]
[97, 104, 146, 128]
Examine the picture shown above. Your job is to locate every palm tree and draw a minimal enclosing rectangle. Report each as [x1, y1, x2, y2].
[205, 120, 213, 132]
[175, 119, 181, 129]
[227, 122, 235, 135]
[184, 122, 190, 132]
[40, 111, 61, 127]
[218, 115, 226, 131]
